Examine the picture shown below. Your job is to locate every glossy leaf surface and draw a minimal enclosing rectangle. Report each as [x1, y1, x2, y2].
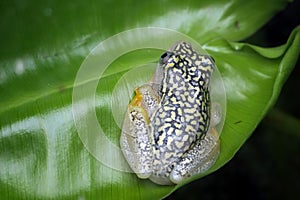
[1, 0, 299, 199]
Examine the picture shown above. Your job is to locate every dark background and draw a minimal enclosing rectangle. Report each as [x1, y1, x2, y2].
[166, 0, 300, 199]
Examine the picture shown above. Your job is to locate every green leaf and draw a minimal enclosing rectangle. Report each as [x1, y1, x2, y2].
[1, 0, 300, 199]
[202, 25, 300, 173]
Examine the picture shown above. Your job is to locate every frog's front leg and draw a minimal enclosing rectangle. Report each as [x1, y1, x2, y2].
[120, 85, 160, 178]
[169, 102, 222, 184]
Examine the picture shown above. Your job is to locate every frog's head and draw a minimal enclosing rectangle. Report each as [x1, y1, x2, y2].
[154, 41, 215, 92]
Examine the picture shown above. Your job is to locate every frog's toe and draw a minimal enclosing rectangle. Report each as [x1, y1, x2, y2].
[136, 171, 152, 179]
[169, 171, 184, 184]
[149, 174, 174, 185]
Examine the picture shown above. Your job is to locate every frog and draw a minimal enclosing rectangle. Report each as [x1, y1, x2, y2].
[120, 41, 221, 185]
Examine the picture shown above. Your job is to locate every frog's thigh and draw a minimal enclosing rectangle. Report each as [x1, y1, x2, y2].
[120, 105, 153, 179]
[169, 128, 220, 184]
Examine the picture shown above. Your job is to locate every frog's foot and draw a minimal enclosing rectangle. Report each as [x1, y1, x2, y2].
[169, 128, 220, 184]
[149, 174, 174, 185]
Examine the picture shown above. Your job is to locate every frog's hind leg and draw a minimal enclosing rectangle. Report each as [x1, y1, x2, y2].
[169, 128, 220, 184]
[121, 105, 153, 178]
[120, 84, 160, 179]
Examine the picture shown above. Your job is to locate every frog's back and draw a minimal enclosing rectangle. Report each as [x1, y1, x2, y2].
[151, 42, 214, 177]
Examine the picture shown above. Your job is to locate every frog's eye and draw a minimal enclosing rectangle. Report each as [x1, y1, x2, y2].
[160, 51, 174, 65]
